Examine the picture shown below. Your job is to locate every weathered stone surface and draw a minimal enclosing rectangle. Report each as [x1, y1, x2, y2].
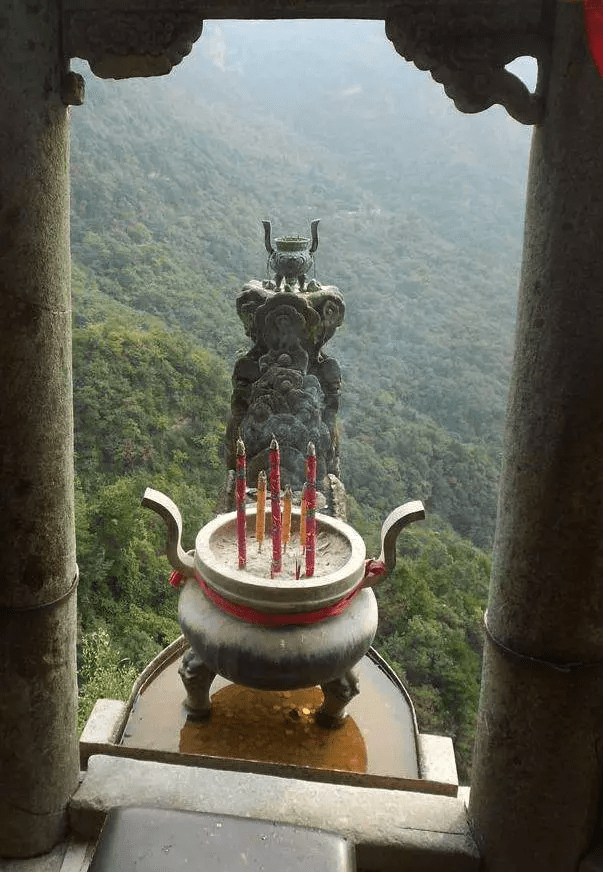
[418, 735, 458, 790]
[67, 0, 539, 24]
[70, 754, 479, 871]
[0, 841, 68, 872]
[63, 2, 204, 79]
[80, 700, 127, 747]
[226, 274, 345, 494]
[469, 6, 603, 870]
[80, 700, 129, 769]
[0, 1, 79, 856]
[386, 6, 548, 125]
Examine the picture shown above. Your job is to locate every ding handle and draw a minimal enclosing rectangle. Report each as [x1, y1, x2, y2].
[141, 487, 195, 577]
[362, 500, 425, 589]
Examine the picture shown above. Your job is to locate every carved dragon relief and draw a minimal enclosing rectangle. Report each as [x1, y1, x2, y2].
[64, 5, 204, 78]
[385, 7, 549, 126]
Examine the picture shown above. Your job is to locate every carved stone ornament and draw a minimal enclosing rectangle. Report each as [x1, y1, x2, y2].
[226, 276, 345, 495]
[63, 5, 204, 78]
[385, 7, 549, 125]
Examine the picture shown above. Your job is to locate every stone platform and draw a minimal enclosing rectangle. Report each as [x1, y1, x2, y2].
[62, 639, 479, 872]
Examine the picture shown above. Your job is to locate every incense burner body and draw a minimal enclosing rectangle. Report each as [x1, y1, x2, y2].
[143, 488, 425, 724]
[179, 580, 378, 691]
[182, 507, 376, 694]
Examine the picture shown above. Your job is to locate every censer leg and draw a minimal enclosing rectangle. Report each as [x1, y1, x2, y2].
[316, 669, 360, 729]
[178, 648, 217, 720]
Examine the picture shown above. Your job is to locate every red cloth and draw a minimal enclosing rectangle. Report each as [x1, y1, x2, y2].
[169, 570, 185, 588]
[585, 0, 603, 76]
[363, 559, 387, 583]
[169, 559, 387, 625]
[196, 575, 364, 626]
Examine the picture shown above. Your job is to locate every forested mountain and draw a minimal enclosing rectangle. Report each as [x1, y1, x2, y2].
[71, 21, 532, 778]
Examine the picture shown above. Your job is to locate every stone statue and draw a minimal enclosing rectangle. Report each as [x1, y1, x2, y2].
[224, 222, 345, 505]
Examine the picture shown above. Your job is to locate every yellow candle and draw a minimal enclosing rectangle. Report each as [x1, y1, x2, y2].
[283, 487, 292, 549]
[256, 470, 266, 550]
[299, 484, 307, 549]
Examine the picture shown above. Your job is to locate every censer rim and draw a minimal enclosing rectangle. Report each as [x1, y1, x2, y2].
[193, 508, 367, 614]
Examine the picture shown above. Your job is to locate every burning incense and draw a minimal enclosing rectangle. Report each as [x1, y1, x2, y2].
[255, 470, 266, 551]
[300, 484, 307, 550]
[270, 436, 282, 577]
[236, 438, 247, 569]
[305, 442, 317, 578]
[282, 486, 292, 550]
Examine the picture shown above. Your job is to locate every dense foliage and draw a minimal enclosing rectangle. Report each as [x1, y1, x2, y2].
[73, 271, 229, 671]
[375, 522, 489, 776]
[70, 22, 530, 780]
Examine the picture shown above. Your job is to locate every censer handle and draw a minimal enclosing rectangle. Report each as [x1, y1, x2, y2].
[262, 219, 274, 255]
[379, 500, 425, 575]
[141, 487, 195, 577]
[362, 500, 425, 588]
[309, 218, 320, 254]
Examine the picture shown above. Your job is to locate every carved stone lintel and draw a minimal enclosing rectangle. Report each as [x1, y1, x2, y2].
[386, 8, 549, 125]
[64, 8, 203, 79]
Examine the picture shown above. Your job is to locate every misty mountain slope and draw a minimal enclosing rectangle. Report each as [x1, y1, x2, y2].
[69, 23, 535, 768]
[186, 20, 531, 256]
[70, 20, 531, 545]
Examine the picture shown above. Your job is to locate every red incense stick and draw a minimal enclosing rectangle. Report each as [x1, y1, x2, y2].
[269, 436, 282, 577]
[236, 438, 247, 569]
[305, 441, 317, 578]
[299, 483, 307, 552]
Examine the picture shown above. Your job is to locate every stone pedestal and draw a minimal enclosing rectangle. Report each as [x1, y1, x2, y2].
[0, 1, 79, 856]
[469, 7, 603, 870]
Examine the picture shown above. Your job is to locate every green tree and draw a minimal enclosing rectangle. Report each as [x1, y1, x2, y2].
[78, 627, 138, 732]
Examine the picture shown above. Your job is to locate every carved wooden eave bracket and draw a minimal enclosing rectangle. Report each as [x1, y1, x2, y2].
[63, 2, 205, 79]
[385, 5, 550, 125]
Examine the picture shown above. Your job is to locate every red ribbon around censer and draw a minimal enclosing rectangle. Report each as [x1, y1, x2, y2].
[167, 559, 387, 626]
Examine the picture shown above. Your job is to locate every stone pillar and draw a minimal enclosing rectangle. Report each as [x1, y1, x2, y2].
[0, 2, 79, 857]
[469, 7, 603, 871]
